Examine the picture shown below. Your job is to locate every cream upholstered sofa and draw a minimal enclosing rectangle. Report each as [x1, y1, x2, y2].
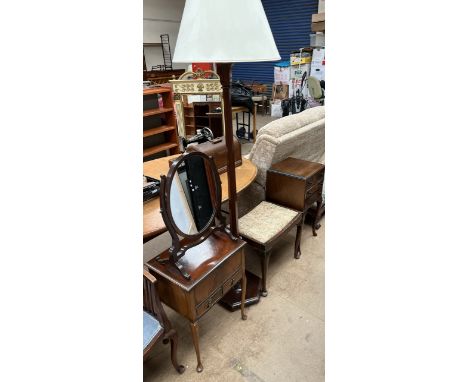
[238, 106, 325, 216]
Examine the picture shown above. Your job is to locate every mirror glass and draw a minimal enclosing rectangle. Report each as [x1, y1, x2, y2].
[169, 155, 217, 235]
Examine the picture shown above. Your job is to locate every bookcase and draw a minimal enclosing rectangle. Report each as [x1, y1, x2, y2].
[143, 85, 180, 161]
[183, 101, 223, 138]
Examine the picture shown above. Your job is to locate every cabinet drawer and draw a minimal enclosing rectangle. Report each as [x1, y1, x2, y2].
[222, 269, 242, 294]
[306, 190, 322, 207]
[306, 171, 325, 189]
[306, 184, 320, 197]
[193, 250, 241, 305]
[196, 287, 224, 317]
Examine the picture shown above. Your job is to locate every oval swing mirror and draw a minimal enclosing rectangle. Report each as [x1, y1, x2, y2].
[159, 151, 225, 279]
[168, 153, 218, 235]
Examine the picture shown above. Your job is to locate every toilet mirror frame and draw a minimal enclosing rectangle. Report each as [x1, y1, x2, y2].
[159, 151, 229, 280]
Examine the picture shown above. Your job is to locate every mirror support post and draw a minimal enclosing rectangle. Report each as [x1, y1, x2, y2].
[216, 63, 239, 237]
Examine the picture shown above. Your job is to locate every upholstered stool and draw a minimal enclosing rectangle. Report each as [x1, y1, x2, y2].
[238, 201, 303, 297]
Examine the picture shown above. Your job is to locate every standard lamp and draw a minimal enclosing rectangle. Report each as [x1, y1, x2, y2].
[173, 0, 280, 238]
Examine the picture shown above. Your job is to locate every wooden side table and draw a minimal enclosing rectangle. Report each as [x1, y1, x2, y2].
[266, 157, 325, 235]
[145, 232, 247, 372]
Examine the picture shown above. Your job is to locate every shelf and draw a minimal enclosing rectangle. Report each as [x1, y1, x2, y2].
[143, 125, 176, 138]
[143, 107, 173, 117]
[143, 87, 171, 96]
[184, 115, 209, 119]
[143, 84, 178, 161]
[143, 142, 178, 158]
[185, 124, 208, 129]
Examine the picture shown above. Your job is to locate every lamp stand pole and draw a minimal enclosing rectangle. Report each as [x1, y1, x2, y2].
[216, 63, 238, 237]
[217, 62, 262, 311]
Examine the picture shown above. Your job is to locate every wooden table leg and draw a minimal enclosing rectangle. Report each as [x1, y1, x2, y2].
[260, 250, 271, 297]
[190, 321, 203, 372]
[294, 215, 304, 259]
[240, 252, 247, 320]
[169, 332, 185, 374]
[313, 197, 323, 236]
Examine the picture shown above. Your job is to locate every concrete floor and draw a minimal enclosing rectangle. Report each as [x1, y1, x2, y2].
[143, 112, 323, 381]
[143, 216, 325, 382]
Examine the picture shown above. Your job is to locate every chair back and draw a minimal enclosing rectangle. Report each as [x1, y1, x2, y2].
[307, 76, 324, 100]
[143, 270, 171, 330]
[251, 84, 267, 94]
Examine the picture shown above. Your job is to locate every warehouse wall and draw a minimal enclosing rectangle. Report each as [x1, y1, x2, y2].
[232, 0, 319, 85]
[143, 0, 186, 70]
[143, 0, 319, 79]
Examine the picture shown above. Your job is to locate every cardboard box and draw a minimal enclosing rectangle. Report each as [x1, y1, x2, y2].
[312, 13, 325, 23]
[318, 0, 325, 13]
[312, 21, 325, 32]
[290, 63, 311, 80]
[310, 63, 325, 82]
[274, 61, 291, 84]
[290, 51, 312, 66]
[311, 48, 325, 65]
[274, 66, 290, 84]
[272, 84, 289, 100]
[310, 33, 325, 47]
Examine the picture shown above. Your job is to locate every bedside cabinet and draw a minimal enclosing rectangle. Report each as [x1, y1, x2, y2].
[266, 157, 325, 235]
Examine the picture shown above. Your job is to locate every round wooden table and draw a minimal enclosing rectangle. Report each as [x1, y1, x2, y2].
[143, 155, 257, 243]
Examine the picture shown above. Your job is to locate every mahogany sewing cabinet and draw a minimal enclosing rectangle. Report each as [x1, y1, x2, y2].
[266, 157, 325, 235]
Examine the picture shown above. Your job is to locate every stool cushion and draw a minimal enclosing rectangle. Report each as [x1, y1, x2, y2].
[239, 201, 300, 244]
[143, 311, 163, 350]
[252, 95, 267, 102]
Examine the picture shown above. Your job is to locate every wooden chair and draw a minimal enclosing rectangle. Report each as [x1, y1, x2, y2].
[238, 201, 303, 297]
[143, 269, 185, 374]
[248, 83, 269, 115]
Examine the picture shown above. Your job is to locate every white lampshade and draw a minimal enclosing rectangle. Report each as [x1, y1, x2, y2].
[173, 0, 280, 63]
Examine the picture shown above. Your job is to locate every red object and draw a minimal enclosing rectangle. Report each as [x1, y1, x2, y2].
[192, 62, 213, 76]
